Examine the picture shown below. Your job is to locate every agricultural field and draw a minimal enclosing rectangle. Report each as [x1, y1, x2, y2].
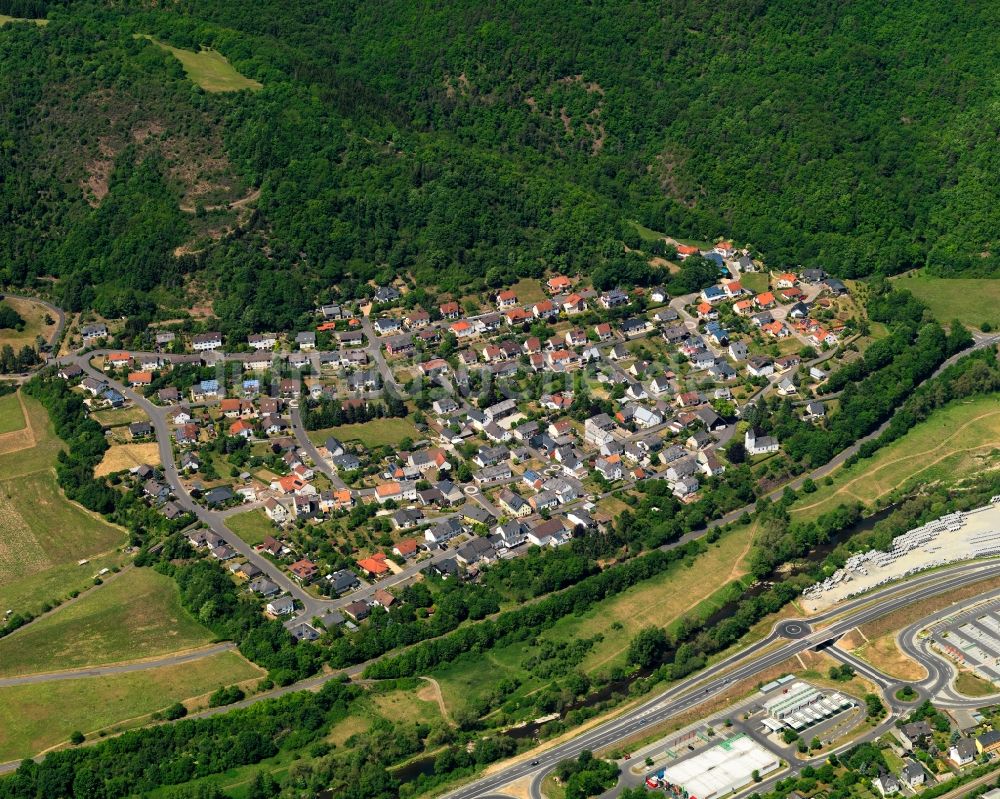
[139, 36, 262, 92]
[0, 568, 214, 677]
[893, 271, 1000, 329]
[433, 525, 757, 718]
[0, 394, 128, 616]
[94, 442, 161, 477]
[308, 417, 421, 449]
[0, 650, 263, 762]
[0, 471, 126, 588]
[0, 391, 25, 435]
[791, 395, 1000, 521]
[0, 393, 61, 476]
[225, 509, 276, 546]
[0, 297, 56, 351]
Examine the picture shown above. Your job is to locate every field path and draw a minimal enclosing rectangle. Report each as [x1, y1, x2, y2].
[0, 642, 235, 687]
[792, 408, 1000, 514]
[0, 391, 36, 454]
[726, 521, 757, 582]
[418, 676, 455, 726]
[179, 187, 260, 214]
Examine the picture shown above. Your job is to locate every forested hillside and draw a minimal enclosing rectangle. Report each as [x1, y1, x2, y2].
[2, 0, 1000, 332]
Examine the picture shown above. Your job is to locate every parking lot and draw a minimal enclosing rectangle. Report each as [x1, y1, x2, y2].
[929, 599, 1000, 686]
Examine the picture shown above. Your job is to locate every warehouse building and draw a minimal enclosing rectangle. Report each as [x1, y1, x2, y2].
[762, 681, 854, 731]
[661, 734, 780, 799]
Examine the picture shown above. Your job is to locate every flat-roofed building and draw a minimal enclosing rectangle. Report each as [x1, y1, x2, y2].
[661, 735, 779, 799]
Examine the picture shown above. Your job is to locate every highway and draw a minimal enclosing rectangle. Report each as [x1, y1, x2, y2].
[442, 559, 1000, 799]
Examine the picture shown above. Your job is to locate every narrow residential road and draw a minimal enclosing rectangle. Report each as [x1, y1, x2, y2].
[289, 404, 347, 489]
[66, 355, 316, 614]
[0, 643, 236, 687]
[705, 335, 1000, 530]
[359, 315, 403, 395]
[2, 292, 66, 350]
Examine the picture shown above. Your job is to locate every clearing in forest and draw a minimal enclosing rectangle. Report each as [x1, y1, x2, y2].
[139, 36, 262, 92]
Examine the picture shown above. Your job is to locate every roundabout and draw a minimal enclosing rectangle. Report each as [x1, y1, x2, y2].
[777, 620, 812, 639]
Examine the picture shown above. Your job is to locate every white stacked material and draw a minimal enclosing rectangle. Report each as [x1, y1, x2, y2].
[801, 503, 1000, 611]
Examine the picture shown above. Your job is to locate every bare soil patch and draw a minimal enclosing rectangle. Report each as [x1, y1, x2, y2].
[95, 443, 162, 477]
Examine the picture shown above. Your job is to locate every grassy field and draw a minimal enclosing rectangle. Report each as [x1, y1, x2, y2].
[91, 405, 149, 427]
[0, 568, 214, 677]
[94, 442, 161, 477]
[141, 36, 262, 92]
[791, 395, 1000, 522]
[0, 471, 126, 588]
[433, 524, 757, 717]
[0, 394, 128, 616]
[630, 221, 668, 243]
[0, 650, 263, 761]
[510, 277, 548, 306]
[0, 393, 61, 474]
[0, 14, 46, 25]
[843, 633, 926, 682]
[893, 271, 1000, 329]
[0, 297, 56, 350]
[0, 391, 25, 435]
[954, 669, 997, 698]
[308, 417, 421, 449]
[739, 272, 770, 294]
[225, 509, 276, 546]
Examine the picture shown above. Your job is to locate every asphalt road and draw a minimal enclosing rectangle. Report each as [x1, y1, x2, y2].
[704, 332, 1000, 530]
[289, 404, 347, 489]
[895, 591, 1000, 709]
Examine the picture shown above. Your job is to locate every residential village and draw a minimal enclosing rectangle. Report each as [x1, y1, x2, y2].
[58, 243, 865, 640]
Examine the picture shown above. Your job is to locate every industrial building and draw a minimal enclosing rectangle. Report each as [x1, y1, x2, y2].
[761, 681, 854, 731]
[660, 734, 780, 799]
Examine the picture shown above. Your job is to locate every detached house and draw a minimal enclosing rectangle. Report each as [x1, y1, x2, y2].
[496, 290, 518, 308]
[81, 323, 108, 343]
[532, 300, 558, 320]
[547, 275, 572, 294]
[599, 289, 629, 309]
[745, 428, 779, 456]
[373, 285, 401, 303]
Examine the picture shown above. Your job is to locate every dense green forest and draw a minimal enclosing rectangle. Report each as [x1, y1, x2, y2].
[2, 0, 1000, 332]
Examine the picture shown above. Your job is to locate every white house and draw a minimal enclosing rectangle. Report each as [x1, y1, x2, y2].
[745, 428, 779, 456]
